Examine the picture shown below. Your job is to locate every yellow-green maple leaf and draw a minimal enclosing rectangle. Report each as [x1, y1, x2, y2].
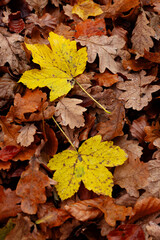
[47, 135, 128, 200]
[19, 32, 87, 101]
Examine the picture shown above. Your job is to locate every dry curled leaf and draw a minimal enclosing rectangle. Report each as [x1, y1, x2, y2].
[17, 124, 37, 147]
[55, 98, 87, 129]
[77, 35, 126, 73]
[65, 196, 132, 227]
[144, 121, 160, 149]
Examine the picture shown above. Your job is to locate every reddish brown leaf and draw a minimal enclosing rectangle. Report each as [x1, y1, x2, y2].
[37, 202, 71, 230]
[74, 18, 106, 38]
[93, 70, 119, 87]
[122, 58, 155, 71]
[0, 145, 21, 161]
[0, 161, 11, 170]
[130, 115, 149, 143]
[8, 11, 25, 33]
[107, 224, 145, 240]
[144, 121, 160, 149]
[129, 197, 160, 223]
[144, 49, 160, 63]
[0, 186, 21, 222]
[79, 114, 96, 141]
[16, 158, 56, 214]
[65, 196, 132, 227]
[43, 123, 58, 156]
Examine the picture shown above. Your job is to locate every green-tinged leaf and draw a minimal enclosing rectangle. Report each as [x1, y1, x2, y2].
[0, 219, 15, 240]
[47, 135, 128, 200]
[19, 32, 87, 101]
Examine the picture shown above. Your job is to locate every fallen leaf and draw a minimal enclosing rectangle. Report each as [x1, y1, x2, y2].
[54, 23, 75, 40]
[144, 49, 160, 63]
[74, 18, 106, 38]
[65, 196, 132, 227]
[0, 73, 17, 109]
[102, 0, 140, 19]
[59, 219, 80, 240]
[117, 70, 160, 110]
[122, 58, 155, 71]
[10, 89, 55, 123]
[47, 135, 127, 200]
[114, 158, 149, 197]
[19, 32, 87, 101]
[36, 202, 71, 228]
[16, 158, 56, 214]
[77, 35, 125, 73]
[26, 13, 57, 30]
[17, 124, 37, 147]
[72, 0, 103, 20]
[55, 98, 87, 129]
[129, 197, 160, 223]
[8, 11, 25, 33]
[93, 70, 119, 87]
[130, 115, 149, 142]
[146, 221, 160, 239]
[79, 113, 96, 141]
[144, 121, 160, 149]
[0, 219, 15, 240]
[26, 0, 48, 14]
[131, 11, 155, 58]
[107, 224, 145, 240]
[145, 159, 160, 198]
[0, 186, 21, 222]
[0, 30, 29, 73]
[0, 145, 21, 161]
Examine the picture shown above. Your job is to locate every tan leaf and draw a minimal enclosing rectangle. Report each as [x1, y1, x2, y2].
[55, 98, 87, 129]
[0, 30, 29, 73]
[26, 0, 48, 13]
[114, 135, 143, 160]
[65, 196, 132, 227]
[17, 124, 37, 147]
[145, 158, 160, 198]
[117, 70, 160, 110]
[146, 221, 160, 239]
[131, 11, 155, 58]
[16, 159, 56, 214]
[114, 158, 149, 197]
[77, 35, 125, 73]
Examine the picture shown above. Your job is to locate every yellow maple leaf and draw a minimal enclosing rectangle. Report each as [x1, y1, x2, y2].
[47, 135, 128, 200]
[72, 0, 103, 21]
[19, 32, 87, 101]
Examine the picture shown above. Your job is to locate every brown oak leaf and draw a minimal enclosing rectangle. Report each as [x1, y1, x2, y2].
[93, 70, 119, 87]
[0, 186, 21, 222]
[76, 35, 125, 73]
[117, 70, 160, 110]
[16, 158, 56, 214]
[114, 158, 149, 197]
[131, 11, 155, 58]
[26, 0, 48, 14]
[65, 196, 132, 227]
[55, 98, 87, 129]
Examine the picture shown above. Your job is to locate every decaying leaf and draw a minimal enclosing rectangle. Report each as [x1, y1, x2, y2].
[144, 121, 160, 149]
[77, 35, 125, 73]
[19, 32, 87, 101]
[47, 135, 127, 200]
[117, 70, 160, 110]
[55, 98, 87, 129]
[114, 158, 149, 197]
[131, 11, 155, 58]
[72, 0, 103, 20]
[16, 158, 56, 214]
[26, 0, 48, 14]
[17, 124, 37, 147]
[0, 186, 21, 222]
[65, 196, 132, 227]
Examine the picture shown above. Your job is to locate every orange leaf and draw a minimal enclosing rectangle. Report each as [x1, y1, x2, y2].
[93, 70, 119, 87]
[144, 121, 160, 149]
[75, 18, 106, 38]
[122, 58, 155, 71]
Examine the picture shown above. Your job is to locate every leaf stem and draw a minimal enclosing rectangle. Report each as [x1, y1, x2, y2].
[75, 79, 110, 114]
[52, 116, 77, 151]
